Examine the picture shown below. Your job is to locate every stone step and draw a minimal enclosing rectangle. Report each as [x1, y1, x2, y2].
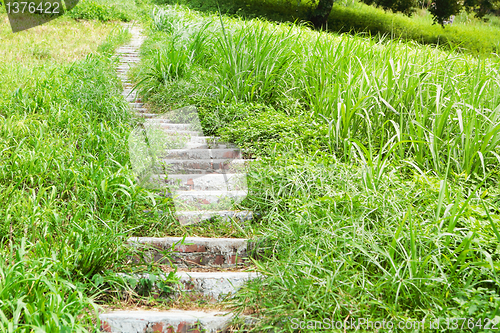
[130, 102, 145, 108]
[161, 149, 240, 160]
[116, 49, 140, 53]
[115, 50, 140, 54]
[172, 190, 247, 210]
[116, 46, 141, 51]
[121, 89, 136, 96]
[133, 107, 149, 113]
[125, 96, 142, 103]
[145, 122, 194, 130]
[176, 210, 254, 225]
[152, 174, 246, 191]
[156, 128, 203, 136]
[122, 271, 259, 300]
[128, 237, 251, 268]
[100, 310, 232, 333]
[136, 113, 158, 118]
[177, 271, 258, 299]
[116, 52, 140, 57]
[152, 136, 229, 145]
[159, 159, 246, 174]
[182, 143, 235, 149]
[188, 136, 229, 145]
[119, 56, 141, 62]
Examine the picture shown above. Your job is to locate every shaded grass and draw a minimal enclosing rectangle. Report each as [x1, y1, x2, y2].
[163, 0, 500, 56]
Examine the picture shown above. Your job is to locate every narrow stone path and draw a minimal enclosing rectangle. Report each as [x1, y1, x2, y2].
[99, 24, 257, 333]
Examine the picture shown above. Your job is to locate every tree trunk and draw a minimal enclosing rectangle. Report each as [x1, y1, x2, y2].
[309, 0, 335, 28]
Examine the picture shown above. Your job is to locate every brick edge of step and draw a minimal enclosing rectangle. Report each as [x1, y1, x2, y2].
[176, 210, 254, 225]
[99, 310, 231, 333]
[127, 236, 253, 268]
[99, 310, 259, 333]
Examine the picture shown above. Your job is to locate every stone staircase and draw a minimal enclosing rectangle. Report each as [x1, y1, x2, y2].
[99, 24, 258, 333]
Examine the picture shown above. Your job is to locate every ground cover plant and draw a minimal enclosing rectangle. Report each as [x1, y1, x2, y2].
[133, 5, 500, 331]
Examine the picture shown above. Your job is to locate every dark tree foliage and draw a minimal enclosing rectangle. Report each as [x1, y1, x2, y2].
[428, 0, 462, 25]
[463, 0, 500, 18]
[363, 0, 417, 15]
[309, 0, 336, 28]
[430, 0, 500, 25]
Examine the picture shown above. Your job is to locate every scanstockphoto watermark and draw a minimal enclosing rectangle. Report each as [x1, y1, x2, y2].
[290, 317, 500, 331]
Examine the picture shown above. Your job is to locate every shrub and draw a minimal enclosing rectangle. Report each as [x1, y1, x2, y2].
[68, 0, 134, 22]
[326, 3, 500, 55]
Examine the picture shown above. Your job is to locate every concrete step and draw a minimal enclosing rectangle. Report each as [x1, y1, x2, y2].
[176, 210, 254, 225]
[155, 129, 203, 136]
[130, 102, 145, 108]
[177, 271, 258, 299]
[128, 237, 251, 268]
[159, 149, 240, 160]
[116, 46, 141, 51]
[125, 96, 142, 103]
[147, 135, 232, 146]
[116, 54, 140, 58]
[100, 310, 232, 333]
[146, 122, 194, 130]
[122, 271, 259, 300]
[133, 107, 149, 113]
[136, 113, 158, 119]
[115, 50, 140, 54]
[172, 190, 247, 210]
[158, 159, 246, 174]
[139, 135, 233, 150]
[116, 51, 140, 54]
[121, 89, 136, 96]
[119, 56, 141, 62]
[181, 143, 235, 149]
[188, 136, 231, 145]
[152, 174, 246, 191]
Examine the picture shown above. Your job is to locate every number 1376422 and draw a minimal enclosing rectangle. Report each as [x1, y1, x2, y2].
[5, 2, 60, 14]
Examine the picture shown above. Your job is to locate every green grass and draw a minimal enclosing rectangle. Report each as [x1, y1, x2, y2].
[0, 16, 119, 98]
[162, 0, 500, 56]
[2, 0, 500, 330]
[0, 12, 180, 330]
[67, 0, 139, 22]
[134, 5, 500, 331]
[137, 6, 500, 177]
[323, 2, 500, 55]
